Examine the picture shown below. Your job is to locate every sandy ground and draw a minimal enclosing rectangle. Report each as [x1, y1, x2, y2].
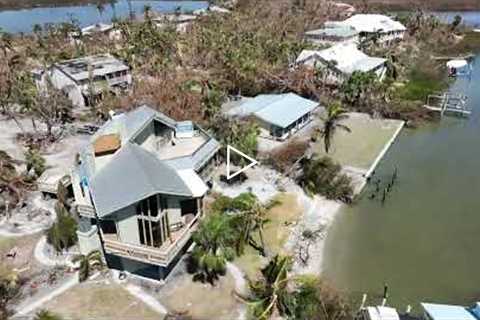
[0, 116, 90, 192]
[157, 268, 242, 320]
[215, 112, 405, 277]
[40, 279, 161, 320]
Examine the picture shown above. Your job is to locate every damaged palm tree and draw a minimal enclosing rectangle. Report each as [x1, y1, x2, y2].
[0, 150, 31, 210]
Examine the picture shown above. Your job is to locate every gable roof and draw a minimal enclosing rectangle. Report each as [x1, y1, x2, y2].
[78, 105, 219, 218]
[421, 303, 479, 320]
[333, 14, 406, 33]
[90, 143, 198, 217]
[296, 43, 386, 75]
[227, 93, 318, 128]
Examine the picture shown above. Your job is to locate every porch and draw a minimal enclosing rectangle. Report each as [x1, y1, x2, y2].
[101, 212, 200, 267]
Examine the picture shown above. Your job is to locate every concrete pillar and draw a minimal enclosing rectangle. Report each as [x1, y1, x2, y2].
[77, 225, 102, 255]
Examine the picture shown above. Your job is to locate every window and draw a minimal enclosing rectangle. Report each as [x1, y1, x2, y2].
[101, 220, 117, 235]
[136, 195, 169, 248]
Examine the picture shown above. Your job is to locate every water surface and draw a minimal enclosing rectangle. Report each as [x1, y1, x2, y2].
[0, 0, 207, 33]
[323, 56, 480, 311]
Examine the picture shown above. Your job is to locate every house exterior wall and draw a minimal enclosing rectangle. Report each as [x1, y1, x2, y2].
[166, 196, 183, 226]
[115, 205, 140, 245]
[255, 112, 313, 141]
[77, 225, 102, 255]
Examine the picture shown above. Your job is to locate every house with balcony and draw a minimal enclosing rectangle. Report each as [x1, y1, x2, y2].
[34, 54, 132, 107]
[71, 105, 220, 280]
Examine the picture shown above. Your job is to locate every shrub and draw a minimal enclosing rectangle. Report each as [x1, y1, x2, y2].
[291, 275, 352, 320]
[24, 148, 46, 178]
[298, 156, 353, 202]
[267, 139, 309, 173]
[34, 310, 63, 320]
[46, 202, 78, 252]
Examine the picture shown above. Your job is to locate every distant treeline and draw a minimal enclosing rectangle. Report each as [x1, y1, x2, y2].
[345, 0, 480, 11]
[0, 0, 109, 11]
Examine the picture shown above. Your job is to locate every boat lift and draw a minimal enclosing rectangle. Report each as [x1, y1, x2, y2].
[424, 92, 471, 117]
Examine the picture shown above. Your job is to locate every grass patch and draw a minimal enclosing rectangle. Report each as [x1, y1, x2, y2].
[43, 282, 161, 320]
[312, 113, 404, 170]
[398, 66, 447, 102]
[235, 193, 302, 279]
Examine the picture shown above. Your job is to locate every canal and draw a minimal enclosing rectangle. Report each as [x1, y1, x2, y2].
[0, 0, 207, 33]
[323, 54, 480, 311]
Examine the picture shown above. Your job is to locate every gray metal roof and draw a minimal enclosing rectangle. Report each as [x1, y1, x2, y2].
[94, 104, 176, 142]
[228, 93, 319, 129]
[90, 143, 193, 217]
[77, 105, 219, 218]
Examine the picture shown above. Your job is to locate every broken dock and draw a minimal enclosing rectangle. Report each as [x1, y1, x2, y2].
[424, 92, 471, 117]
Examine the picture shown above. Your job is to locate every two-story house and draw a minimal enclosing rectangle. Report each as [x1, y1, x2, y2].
[34, 54, 132, 107]
[71, 105, 220, 280]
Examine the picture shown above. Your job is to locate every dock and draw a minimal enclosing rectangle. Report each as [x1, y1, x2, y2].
[432, 54, 475, 61]
[424, 92, 471, 117]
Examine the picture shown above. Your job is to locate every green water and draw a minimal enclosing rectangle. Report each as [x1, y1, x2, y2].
[323, 57, 480, 312]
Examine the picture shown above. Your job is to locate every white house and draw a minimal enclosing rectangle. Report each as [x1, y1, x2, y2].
[153, 14, 198, 33]
[34, 54, 132, 107]
[296, 42, 387, 83]
[80, 23, 122, 40]
[326, 14, 406, 43]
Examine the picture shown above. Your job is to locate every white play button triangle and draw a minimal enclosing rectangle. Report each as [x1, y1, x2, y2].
[226, 145, 258, 180]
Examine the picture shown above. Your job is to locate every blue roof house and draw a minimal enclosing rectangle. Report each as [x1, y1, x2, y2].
[227, 93, 319, 141]
[422, 302, 480, 320]
[71, 105, 220, 281]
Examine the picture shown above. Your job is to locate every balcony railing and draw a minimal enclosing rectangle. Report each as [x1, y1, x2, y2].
[102, 213, 200, 267]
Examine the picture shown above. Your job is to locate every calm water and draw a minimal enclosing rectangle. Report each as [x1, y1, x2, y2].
[323, 55, 480, 311]
[0, 0, 207, 33]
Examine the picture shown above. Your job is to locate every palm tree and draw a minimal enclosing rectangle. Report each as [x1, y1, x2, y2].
[143, 4, 152, 21]
[319, 103, 351, 154]
[72, 250, 104, 282]
[96, 3, 105, 18]
[241, 255, 294, 319]
[229, 193, 276, 257]
[191, 213, 236, 285]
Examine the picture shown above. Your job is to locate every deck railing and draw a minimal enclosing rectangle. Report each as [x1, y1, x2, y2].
[102, 214, 200, 266]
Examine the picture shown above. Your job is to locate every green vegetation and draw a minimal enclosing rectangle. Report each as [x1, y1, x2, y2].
[398, 66, 447, 101]
[299, 156, 353, 202]
[24, 147, 46, 178]
[46, 202, 78, 252]
[0, 266, 20, 320]
[34, 310, 64, 320]
[191, 213, 236, 284]
[316, 103, 351, 154]
[192, 193, 280, 284]
[241, 255, 352, 320]
[72, 250, 104, 282]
